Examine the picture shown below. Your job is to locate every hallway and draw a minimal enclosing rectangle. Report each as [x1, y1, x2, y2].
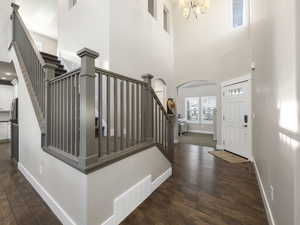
[0, 143, 268, 225]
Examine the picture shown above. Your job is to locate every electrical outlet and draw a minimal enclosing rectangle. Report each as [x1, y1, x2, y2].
[270, 185, 274, 201]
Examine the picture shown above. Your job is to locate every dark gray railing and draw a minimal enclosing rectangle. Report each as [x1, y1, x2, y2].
[11, 3, 46, 122]
[45, 69, 81, 166]
[11, 4, 175, 173]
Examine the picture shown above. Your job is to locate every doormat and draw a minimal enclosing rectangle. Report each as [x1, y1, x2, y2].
[209, 150, 249, 163]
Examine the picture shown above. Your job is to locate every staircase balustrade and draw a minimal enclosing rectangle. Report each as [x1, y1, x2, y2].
[10, 3, 175, 173]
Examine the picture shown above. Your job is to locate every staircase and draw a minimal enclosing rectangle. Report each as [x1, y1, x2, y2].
[10, 3, 175, 174]
[40, 52, 67, 77]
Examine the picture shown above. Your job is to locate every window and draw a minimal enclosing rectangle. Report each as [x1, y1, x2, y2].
[70, 0, 77, 9]
[233, 0, 244, 28]
[163, 7, 169, 32]
[201, 96, 216, 124]
[148, 0, 156, 17]
[185, 97, 200, 122]
[185, 96, 216, 124]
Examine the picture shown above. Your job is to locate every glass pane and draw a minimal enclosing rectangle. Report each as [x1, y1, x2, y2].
[201, 96, 217, 124]
[233, 0, 244, 28]
[186, 97, 200, 121]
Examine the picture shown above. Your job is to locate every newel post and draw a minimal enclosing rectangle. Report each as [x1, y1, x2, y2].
[141, 74, 154, 141]
[42, 64, 57, 147]
[10, 3, 20, 43]
[77, 48, 99, 169]
[167, 114, 176, 163]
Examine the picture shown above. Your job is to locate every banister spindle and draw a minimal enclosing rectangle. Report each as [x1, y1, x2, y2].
[43, 63, 57, 148]
[77, 48, 99, 170]
[141, 74, 154, 142]
[167, 114, 176, 163]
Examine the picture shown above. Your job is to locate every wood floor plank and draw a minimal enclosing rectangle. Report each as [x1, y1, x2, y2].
[0, 143, 62, 225]
[121, 144, 269, 225]
[0, 142, 269, 225]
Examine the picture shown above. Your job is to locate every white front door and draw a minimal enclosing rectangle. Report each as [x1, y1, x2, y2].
[222, 81, 251, 159]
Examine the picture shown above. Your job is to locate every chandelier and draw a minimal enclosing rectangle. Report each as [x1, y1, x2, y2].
[180, 0, 210, 19]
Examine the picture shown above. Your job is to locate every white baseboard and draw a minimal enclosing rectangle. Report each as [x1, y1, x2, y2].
[253, 160, 276, 225]
[188, 130, 214, 135]
[18, 163, 76, 225]
[102, 167, 172, 225]
[18, 163, 171, 225]
[151, 167, 172, 192]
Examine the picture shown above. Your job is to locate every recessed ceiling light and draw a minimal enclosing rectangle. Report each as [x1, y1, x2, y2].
[5, 72, 11, 76]
[1, 77, 7, 80]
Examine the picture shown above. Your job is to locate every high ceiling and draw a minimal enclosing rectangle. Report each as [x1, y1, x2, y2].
[16, 0, 58, 39]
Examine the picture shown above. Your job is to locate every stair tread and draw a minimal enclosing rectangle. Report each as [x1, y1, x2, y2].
[40, 52, 58, 60]
[40, 51, 68, 77]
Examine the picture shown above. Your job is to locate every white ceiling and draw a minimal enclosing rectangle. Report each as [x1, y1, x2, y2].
[16, 0, 58, 39]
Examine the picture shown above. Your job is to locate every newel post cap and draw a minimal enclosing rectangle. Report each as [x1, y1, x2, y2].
[11, 3, 20, 11]
[77, 48, 99, 59]
[141, 74, 154, 80]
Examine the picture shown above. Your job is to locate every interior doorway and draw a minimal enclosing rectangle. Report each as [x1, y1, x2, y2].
[0, 61, 18, 161]
[176, 80, 218, 148]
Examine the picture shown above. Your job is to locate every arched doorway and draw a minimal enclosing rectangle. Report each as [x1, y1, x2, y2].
[176, 80, 218, 148]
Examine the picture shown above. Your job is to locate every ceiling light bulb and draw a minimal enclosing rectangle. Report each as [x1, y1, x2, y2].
[5, 72, 11, 76]
[2, 77, 7, 80]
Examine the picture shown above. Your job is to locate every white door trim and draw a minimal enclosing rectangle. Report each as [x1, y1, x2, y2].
[221, 74, 252, 87]
[221, 74, 253, 160]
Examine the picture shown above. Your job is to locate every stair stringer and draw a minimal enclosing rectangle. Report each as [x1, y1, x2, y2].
[10, 42, 45, 132]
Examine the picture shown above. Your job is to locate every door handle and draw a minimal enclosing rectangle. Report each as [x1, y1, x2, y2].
[244, 115, 248, 123]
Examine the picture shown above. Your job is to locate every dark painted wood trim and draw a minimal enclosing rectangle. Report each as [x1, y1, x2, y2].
[0, 80, 13, 86]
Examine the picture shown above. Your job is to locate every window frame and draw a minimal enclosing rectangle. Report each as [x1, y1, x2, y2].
[232, 0, 246, 29]
[185, 96, 216, 124]
[163, 6, 170, 33]
[185, 97, 201, 124]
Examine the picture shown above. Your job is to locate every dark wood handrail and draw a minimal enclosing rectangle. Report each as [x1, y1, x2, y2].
[95, 67, 146, 85]
[150, 88, 169, 119]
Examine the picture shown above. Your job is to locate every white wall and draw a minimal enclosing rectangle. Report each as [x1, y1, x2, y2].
[31, 31, 58, 55]
[15, 0, 58, 39]
[251, 0, 300, 224]
[109, 0, 174, 84]
[177, 84, 217, 133]
[57, 0, 110, 68]
[173, 0, 252, 85]
[0, 0, 12, 62]
[0, 84, 14, 110]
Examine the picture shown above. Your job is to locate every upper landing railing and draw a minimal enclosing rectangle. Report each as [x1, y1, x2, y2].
[10, 4, 175, 173]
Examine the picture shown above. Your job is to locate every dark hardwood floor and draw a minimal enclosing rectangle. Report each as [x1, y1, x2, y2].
[121, 144, 269, 225]
[0, 143, 61, 225]
[0, 143, 268, 225]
